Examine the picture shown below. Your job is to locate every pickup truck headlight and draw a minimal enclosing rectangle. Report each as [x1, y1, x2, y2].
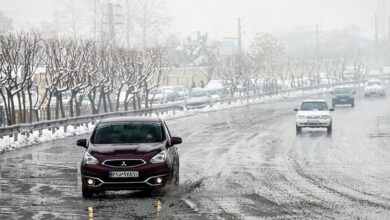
[150, 150, 167, 163]
[84, 152, 98, 165]
[320, 115, 331, 119]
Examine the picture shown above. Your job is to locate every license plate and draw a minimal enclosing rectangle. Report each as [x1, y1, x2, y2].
[308, 120, 319, 123]
[109, 171, 139, 178]
[339, 99, 347, 102]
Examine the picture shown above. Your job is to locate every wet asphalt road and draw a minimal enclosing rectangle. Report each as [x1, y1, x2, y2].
[1, 89, 390, 219]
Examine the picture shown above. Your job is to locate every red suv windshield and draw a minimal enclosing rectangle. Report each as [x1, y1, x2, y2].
[91, 122, 165, 144]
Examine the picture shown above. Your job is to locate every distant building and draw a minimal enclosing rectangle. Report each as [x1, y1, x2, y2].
[219, 38, 238, 56]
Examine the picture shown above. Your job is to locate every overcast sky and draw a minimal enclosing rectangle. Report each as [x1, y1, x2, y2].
[0, 0, 378, 40]
[169, 0, 377, 38]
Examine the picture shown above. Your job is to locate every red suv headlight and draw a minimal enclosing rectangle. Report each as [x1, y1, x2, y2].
[150, 150, 167, 163]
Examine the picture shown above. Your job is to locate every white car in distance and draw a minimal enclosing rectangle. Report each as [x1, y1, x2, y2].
[295, 100, 334, 134]
[185, 88, 210, 109]
[206, 89, 221, 104]
[148, 89, 169, 104]
[364, 79, 386, 97]
[206, 80, 227, 96]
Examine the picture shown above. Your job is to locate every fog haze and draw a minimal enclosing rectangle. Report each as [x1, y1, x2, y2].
[0, 0, 377, 41]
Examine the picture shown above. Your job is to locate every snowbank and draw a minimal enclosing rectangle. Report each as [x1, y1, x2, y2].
[0, 123, 94, 153]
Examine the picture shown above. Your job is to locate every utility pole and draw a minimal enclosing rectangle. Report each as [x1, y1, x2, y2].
[71, 0, 77, 39]
[100, 2, 104, 45]
[237, 17, 242, 76]
[126, 0, 130, 48]
[316, 24, 320, 84]
[102, 3, 122, 47]
[237, 17, 242, 54]
[388, 15, 390, 43]
[107, 3, 115, 44]
[93, 0, 97, 42]
[316, 24, 320, 63]
[143, 0, 148, 50]
[375, 12, 379, 65]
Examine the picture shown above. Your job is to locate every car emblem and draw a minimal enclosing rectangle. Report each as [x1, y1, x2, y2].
[121, 161, 127, 167]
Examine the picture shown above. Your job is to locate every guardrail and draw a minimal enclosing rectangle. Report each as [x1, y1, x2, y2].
[0, 103, 183, 141]
[216, 81, 362, 104]
[0, 81, 363, 142]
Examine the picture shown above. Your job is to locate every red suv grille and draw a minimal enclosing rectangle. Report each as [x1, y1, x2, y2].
[102, 159, 146, 168]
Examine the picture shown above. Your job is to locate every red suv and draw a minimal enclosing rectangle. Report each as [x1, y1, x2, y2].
[76, 117, 182, 198]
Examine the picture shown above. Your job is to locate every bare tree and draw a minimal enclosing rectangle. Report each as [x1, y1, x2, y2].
[0, 33, 23, 125]
[20, 32, 43, 123]
[43, 37, 73, 120]
[203, 42, 220, 83]
[248, 33, 285, 95]
[67, 40, 93, 117]
[221, 56, 245, 97]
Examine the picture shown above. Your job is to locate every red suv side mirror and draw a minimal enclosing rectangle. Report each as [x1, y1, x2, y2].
[171, 137, 182, 145]
[76, 139, 88, 148]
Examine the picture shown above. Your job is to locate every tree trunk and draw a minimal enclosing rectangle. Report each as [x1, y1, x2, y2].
[0, 91, 9, 125]
[27, 90, 33, 123]
[115, 85, 123, 112]
[46, 96, 52, 121]
[107, 94, 113, 112]
[132, 96, 137, 110]
[124, 90, 131, 111]
[137, 94, 141, 109]
[145, 89, 150, 108]
[88, 93, 98, 115]
[34, 109, 40, 122]
[8, 90, 16, 125]
[16, 92, 23, 123]
[59, 96, 66, 118]
[55, 96, 60, 120]
[69, 96, 75, 117]
[22, 91, 27, 123]
[75, 96, 82, 116]
[102, 91, 108, 113]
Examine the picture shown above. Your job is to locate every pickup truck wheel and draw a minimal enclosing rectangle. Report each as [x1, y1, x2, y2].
[296, 125, 302, 134]
[327, 124, 332, 134]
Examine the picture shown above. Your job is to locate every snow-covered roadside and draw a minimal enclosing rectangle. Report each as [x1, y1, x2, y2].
[0, 123, 94, 153]
[0, 86, 337, 153]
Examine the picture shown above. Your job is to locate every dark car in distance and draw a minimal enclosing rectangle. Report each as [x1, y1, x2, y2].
[76, 117, 182, 198]
[331, 86, 356, 107]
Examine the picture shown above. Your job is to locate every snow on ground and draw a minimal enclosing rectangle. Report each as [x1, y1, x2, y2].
[0, 86, 339, 153]
[0, 123, 94, 153]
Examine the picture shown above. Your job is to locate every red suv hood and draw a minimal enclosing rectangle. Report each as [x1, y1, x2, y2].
[89, 142, 165, 157]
